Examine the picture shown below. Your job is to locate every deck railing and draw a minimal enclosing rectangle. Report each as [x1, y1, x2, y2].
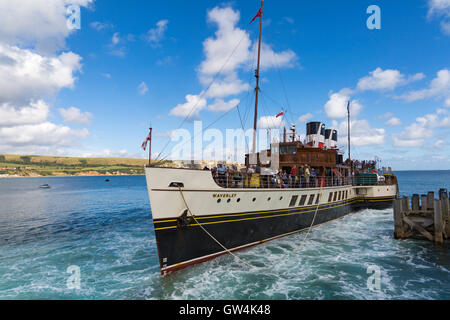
[212, 173, 393, 189]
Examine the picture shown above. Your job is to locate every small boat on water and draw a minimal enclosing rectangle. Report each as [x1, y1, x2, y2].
[39, 184, 51, 189]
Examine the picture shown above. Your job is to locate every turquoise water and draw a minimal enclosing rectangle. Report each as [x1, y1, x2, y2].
[0, 172, 449, 300]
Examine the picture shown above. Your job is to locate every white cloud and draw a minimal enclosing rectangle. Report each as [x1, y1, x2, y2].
[170, 94, 207, 119]
[428, 0, 450, 16]
[146, 20, 169, 47]
[386, 117, 402, 126]
[324, 89, 362, 119]
[0, 44, 82, 105]
[0, 0, 91, 155]
[0, 100, 49, 127]
[171, 6, 297, 118]
[257, 116, 285, 130]
[357, 68, 424, 92]
[337, 119, 385, 146]
[208, 99, 240, 112]
[90, 21, 112, 31]
[0, 0, 93, 53]
[400, 69, 450, 102]
[298, 113, 313, 123]
[205, 78, 250, 99]
[59, 107, 93, 125]
[112, 32, 120, 45]
[257, 42, 298, 71]
[138, 82, 149, 96]
[0, 122, 89, 147]
[392, 111, 450, 147]
[427, 0, 450, 35]
[377, 112, 394, 120]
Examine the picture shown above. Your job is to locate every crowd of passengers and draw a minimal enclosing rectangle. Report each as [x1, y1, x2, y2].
[207, 163, 350, 189]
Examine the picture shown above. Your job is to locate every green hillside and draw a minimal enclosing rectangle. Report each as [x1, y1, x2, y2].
[0, 154, 171, 177]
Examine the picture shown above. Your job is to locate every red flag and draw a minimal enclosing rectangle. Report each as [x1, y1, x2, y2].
[250, 8, 262, 23]
[141, 132, 151, 151]
[276, 111, 284, 118]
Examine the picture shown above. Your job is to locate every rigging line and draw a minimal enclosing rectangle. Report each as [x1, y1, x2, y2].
[178, 187, 257, 270]
[154, 26, 252, 162]
[263, 30, 297, 126]
[293, 183, 325, 254]
[260, 90, 289, 121]
[155, 103, 244, 163]
[236, 104, 250, 153]
[260, 93, 278, 130]
[156, 85, 253, 164]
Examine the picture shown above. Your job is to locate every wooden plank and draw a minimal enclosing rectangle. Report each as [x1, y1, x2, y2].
[412, 194, 420, 211]
[441, 193, 450, 239]
[402, 196, 410, 212]
[393, 199, 404, 239]
[403, 216, 434, 242]
[434, 199, 444, 244]
[427, 192, 435, 210]
[421, 195, 427, 211]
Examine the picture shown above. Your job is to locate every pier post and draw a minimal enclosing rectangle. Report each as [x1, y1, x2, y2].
[434, 200, 444, 244]
[402, 197, 410, 214]
[412, 194, 420, 211]
[440, 192, 449, 238]
[393, 198, 404, 239]
[421, 195, 427, 211]
[427, 192, 435, 211]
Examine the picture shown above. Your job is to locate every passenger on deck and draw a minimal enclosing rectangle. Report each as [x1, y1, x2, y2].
[217, 162, 227, 186]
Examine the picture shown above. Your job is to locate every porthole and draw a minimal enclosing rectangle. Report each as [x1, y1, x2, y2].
[252, 198, 256, 202]
[280, 197, 283, 201]
[217, 199, 221, 203]
[227, 199, 231, 203]
[268, 197, 271, 201]
[237, 198, 241, 203]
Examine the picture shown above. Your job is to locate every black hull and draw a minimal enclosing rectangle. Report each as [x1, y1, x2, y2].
[153, 197, 394, 275]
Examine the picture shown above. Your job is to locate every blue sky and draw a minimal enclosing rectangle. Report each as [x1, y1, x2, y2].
[0, 0, 449, 170]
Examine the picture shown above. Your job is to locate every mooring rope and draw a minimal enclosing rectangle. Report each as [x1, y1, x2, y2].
[293, 181, 325, 254]
[178, 187, 256, 269]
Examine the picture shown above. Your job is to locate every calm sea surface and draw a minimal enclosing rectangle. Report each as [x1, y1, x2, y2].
[0, 171, 449, 300]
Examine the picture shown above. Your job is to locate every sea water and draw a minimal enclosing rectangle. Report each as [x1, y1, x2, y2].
[0, 172, 449, 300]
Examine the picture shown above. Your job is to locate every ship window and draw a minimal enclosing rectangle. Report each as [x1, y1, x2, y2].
[333, 192, 338, 202]
[315, 194, 321, 204]
[289, 196, 299, 207]
[345, 191, 348, 199]
[237, 198, 241, 203]
[280, 146, 288, 155]
[288, 146, 297, 154]
[328, 193, 333, 202]
[299, 195, 308, 206]
[338, 191, 342, 201]
[308, 195, 315, 205]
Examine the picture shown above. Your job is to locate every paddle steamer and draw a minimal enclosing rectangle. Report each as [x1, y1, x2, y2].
[144, 0, 398, 275]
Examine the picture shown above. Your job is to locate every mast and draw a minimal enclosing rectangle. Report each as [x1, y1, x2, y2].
[148, 127, 153, 167]
[347, 101, 352, 177]
[252, 0, 264, 156]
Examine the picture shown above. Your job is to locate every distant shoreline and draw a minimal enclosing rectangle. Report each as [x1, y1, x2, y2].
[0, 174, 145, 179]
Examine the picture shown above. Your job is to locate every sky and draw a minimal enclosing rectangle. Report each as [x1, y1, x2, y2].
[0, 0, 449, 170]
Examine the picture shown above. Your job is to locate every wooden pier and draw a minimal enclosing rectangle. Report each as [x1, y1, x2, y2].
[393, 189, 450, 244]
